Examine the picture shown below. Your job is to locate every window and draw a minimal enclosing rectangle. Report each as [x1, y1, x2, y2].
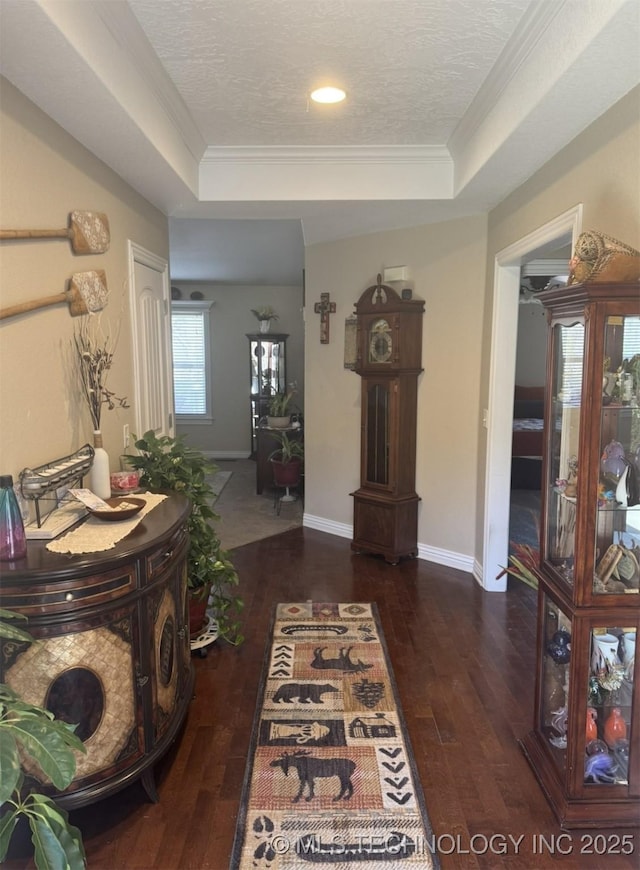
[171, 302, 213, 421]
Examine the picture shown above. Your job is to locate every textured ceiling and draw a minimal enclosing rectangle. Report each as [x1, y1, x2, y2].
[1, 0, 638, 282]
[128, 0, 531, 147]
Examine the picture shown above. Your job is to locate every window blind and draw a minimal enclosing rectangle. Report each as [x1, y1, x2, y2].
[172, 309, 208, 416]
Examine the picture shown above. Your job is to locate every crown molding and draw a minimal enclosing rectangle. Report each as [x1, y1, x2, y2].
[201, 145, 452, 167]
[93, 1, 206, 162]
[449, 0, 567, 152]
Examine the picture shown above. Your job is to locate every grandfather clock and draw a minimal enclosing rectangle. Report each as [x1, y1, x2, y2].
[351, 276, 424, 563]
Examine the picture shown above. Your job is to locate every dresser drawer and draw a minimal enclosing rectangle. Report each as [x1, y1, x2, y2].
[145, 525, 188, 581]
[1, 564, 137, 616]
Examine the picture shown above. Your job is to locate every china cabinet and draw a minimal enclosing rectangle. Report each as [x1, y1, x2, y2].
[0, 494, 193, 809]
[521, 281, 639, 827]
[350, 276, 424, 564]
[247, 333, 288, 453]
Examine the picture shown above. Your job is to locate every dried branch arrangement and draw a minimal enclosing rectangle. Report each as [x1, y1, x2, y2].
[73, 316, 129, 431]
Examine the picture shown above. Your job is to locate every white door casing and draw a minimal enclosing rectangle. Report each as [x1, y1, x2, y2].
[480, 204, 583, 591]
[128, 242, 174, 441]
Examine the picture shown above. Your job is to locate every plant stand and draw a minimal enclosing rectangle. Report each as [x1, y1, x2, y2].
[190, 614, 219, 658]
[273, 484, 300, 515]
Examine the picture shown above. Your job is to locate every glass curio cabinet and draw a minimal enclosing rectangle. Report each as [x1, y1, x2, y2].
[247, 333, 288, 454]
[521, 281, 640, 828]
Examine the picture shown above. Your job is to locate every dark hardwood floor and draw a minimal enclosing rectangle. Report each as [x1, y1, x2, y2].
[6, 528, 638, 869]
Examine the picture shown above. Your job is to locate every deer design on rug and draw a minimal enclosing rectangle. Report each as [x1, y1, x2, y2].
[270, 750, 356, 802]
[310, 646, 373, 673]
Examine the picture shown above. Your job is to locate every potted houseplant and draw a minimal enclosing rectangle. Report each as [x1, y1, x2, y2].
[251, 306, 278, 334]
[267, 390, 295, 428]
[269, 430, 304, 490]
[128, 431, 243, 645]
[0, 609, 87, 869]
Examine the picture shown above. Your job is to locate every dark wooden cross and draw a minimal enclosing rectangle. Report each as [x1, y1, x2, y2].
[313, 292, 336, 344]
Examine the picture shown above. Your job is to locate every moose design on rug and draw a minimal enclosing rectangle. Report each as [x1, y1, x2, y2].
[270, 750, 356, 802]
[310, 646, 373, 673]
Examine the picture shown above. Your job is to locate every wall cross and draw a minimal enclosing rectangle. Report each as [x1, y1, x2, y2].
[313, 292, 336, 344]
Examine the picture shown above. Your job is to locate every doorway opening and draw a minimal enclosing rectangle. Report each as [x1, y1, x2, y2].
[482, 205, 583, 590]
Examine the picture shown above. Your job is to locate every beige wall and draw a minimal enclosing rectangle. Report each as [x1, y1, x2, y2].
[172, 281, 304, 456]
[0, 78, 169, 484]
[304, 215, 487, 559]
[2, 70, 637, 571]
[476, 85, 640, 556]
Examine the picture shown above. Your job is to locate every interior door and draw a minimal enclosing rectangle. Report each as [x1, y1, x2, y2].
[128, 242, 174, 440]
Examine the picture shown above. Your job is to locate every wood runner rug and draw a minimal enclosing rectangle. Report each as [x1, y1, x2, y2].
[230, 602, 439, 869]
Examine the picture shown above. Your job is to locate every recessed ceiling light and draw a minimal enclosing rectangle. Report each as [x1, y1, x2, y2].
[310, 86, 346, 104]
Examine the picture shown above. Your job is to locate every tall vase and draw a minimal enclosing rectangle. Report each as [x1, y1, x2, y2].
[259, 319, 270, 334]
[591, 632, 620, 674]
[89, 431, 111, 500]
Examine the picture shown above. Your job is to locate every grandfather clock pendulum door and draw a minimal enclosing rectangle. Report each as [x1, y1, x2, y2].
[351, 276, 424, 563]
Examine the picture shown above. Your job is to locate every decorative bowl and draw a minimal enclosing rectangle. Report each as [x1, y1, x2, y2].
[88, 497, 145, 521]
[110, 470, 141, 493]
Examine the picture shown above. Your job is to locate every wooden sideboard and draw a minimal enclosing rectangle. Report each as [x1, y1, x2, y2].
[0, 493, 194, 809]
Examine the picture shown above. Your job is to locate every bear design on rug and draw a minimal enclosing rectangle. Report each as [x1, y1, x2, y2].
[272, 682, 339, 704]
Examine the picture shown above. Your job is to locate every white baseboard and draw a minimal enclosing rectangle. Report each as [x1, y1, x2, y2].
[302, 514, 352, 539]
[204, 451, 251, 460]
[417, 542, 474, 573]
[303, 514, 474, 573]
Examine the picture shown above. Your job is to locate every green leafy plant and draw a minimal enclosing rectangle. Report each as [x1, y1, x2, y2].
[0, 609, 87, 870]
[128, 431, 243, 644]
[268, 431, 304, 464]
[268, 391, 294, 417]
[251, 306, 278, 322]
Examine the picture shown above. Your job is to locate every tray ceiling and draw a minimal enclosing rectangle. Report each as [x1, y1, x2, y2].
[0, 0, 638, 280]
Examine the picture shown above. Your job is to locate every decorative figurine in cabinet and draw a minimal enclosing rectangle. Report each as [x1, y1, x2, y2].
[350, 275, 424, 564]
[520, 281, 639, 828]
[247, 333, 288, 454]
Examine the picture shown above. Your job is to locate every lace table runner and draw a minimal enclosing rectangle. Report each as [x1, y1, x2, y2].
[46, 492, 168, 554]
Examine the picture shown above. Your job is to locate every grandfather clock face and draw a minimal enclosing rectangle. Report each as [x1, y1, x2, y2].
[368, 318, 392, 364]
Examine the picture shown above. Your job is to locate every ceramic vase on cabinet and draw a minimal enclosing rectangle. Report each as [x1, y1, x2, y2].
[89, 431, 111, 499]
[586, 707, 598, 743]
[622, 632, 636, 679]
[591, 633, 620, 674]
[604, 708, 627, 748]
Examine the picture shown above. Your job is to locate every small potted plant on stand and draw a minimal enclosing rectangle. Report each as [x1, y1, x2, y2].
[269, 431, 304, 509]
[128, 431, 243, 645]
[267, 390, 295, 429]
[251, 306, 279, 334]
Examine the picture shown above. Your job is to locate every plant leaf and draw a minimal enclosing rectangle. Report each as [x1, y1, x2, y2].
[26, 795, 86, 870]
[0, 609, 33, 644]
[6, 719, 83, 789]
[0, 730, 20, 804]
[0, 806, 20, 863]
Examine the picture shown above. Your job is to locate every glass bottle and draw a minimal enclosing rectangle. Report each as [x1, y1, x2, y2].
[0, 474, 27, 561]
